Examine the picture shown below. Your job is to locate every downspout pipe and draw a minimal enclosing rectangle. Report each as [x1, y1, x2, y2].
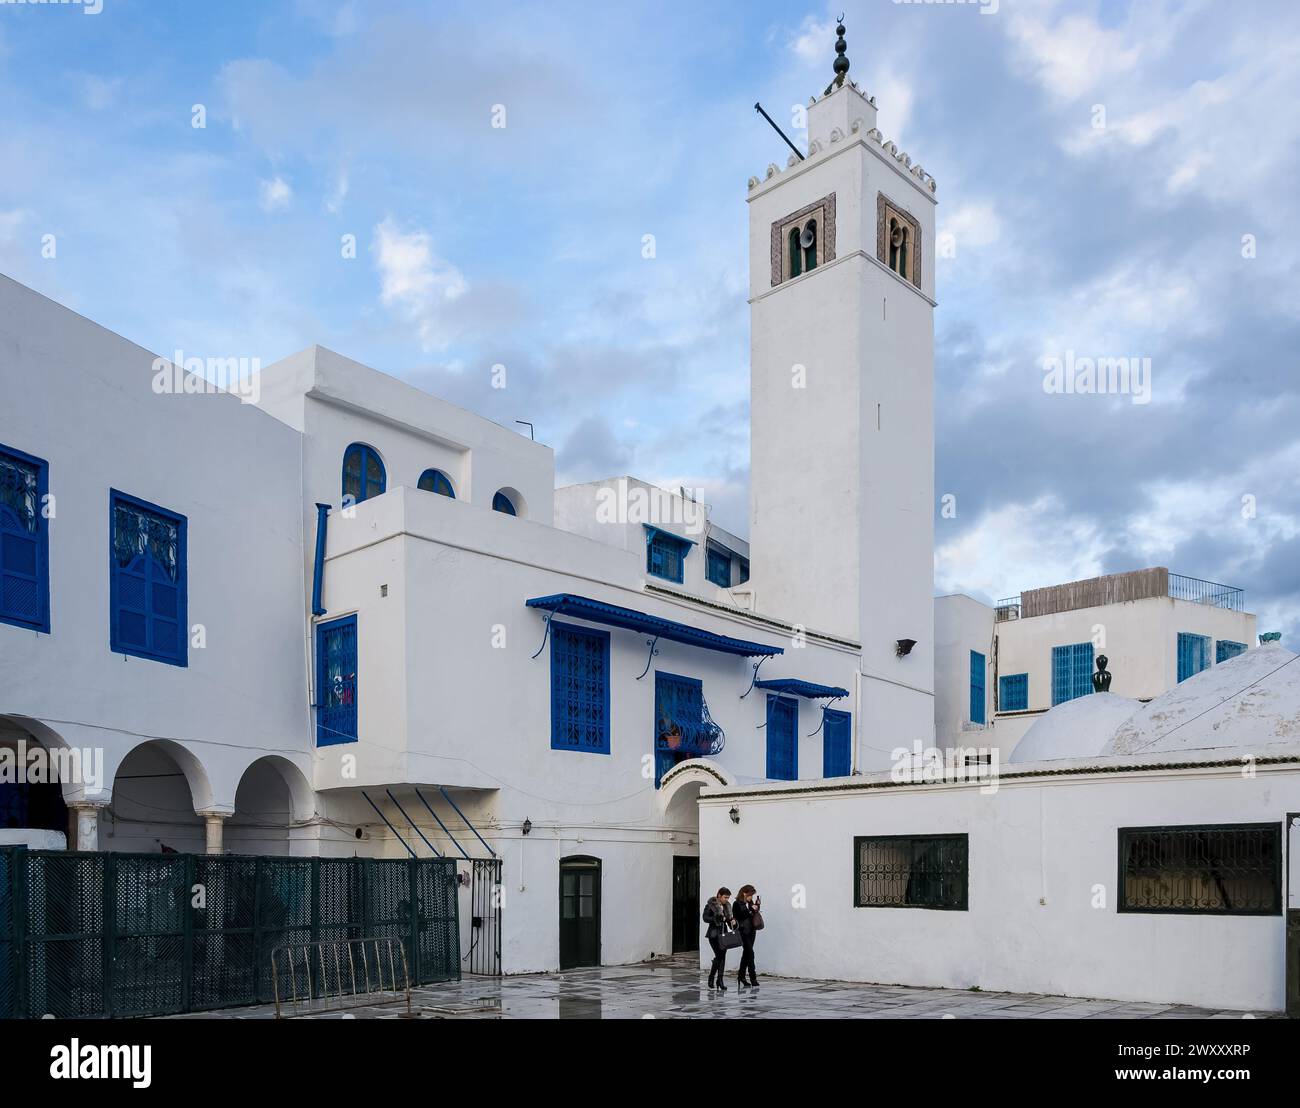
[311, 503, 330, 616]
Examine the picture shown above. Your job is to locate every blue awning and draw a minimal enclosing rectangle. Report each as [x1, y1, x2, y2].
[753, 678, 849, 699]
[526, 593, 783, 658]
[643, 523, 697, 547]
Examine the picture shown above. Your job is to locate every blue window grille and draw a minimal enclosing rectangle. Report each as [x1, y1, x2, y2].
[110, 491, 187, 667]
[766, 695, 798, 781]
[969, 651, 986, 725]
[705, 546, 731, 588]
[1216, 639, 1247, 664]
[1177, 632, 1210, 682]
[418, 469, 455, 498]
[550, 622, 610, 754]
[0, 445, 50, 633]
[492, 491, 517, 516]
[316, 614, 357, 745]
[645, 526, 691, 583]
[822, 709, 851, 778]
[653, 672, 724, 787]
[1051, 642, 1094, 705]
[342, 443, 386, 505]
[999, 673, 1028, 712]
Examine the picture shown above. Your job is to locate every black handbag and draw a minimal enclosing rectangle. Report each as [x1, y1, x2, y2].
[752, 909, 765, 931]
[718, 931, 743, 950]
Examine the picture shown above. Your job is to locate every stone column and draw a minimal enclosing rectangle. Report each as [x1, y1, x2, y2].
[67, 802, 107, 852]
[199, 810, 229, 855]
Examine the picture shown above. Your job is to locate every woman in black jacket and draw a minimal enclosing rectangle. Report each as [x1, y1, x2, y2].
[702, 886, 733, 991]
[732, 885, 760, 988]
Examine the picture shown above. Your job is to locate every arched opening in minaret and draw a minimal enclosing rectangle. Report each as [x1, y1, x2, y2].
[787, 227, 802, 279]
[803, 219, 818, 271]
[889, 218, 909, 279]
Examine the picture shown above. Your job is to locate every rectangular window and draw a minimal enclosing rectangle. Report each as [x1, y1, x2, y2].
[1177, 632, 1210, 682]
[1117, 823, 1281, 915]
[765, 694, 798, 780]
[550, 622, 610, 754]
[1051, 642, 1094, 705]
[822, 708, 851, 777]
[854, 834, 969, 910]
[0, 444, 50, 634]
[737, 558, 750, 585]
[316, 614, 358, 745]
[969, 650, 986, 725]
[645, 527, 691, 583]
[110, 490, 187, 666]
[999, 673, 1028, 712]
[705, 546, 731, 588]
[1216, 639, 1247, 664]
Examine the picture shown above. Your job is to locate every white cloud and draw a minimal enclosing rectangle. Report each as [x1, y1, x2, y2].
[936, 496, 1108, 601]
[371, 216, 468, 352]
[1005, 9, 1142, 102]
[791, 16, 835, 65]
[940, 202, 1003, 252]
[81, 75, 122, 112]
[258, 176, 292, 212]
[324, 170, 349, 214]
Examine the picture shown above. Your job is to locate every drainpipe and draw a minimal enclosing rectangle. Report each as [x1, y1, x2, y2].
[311, 503, 330, 616]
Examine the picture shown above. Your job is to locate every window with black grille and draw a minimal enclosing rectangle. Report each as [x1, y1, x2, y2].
[854, 834, 968, 910]
[1117, 823, 1281, 915]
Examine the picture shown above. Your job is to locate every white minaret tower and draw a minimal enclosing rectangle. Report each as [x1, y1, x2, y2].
[747, 20, 936, 755]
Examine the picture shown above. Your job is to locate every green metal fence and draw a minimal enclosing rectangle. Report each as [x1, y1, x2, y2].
[0, 848, 459, 1019]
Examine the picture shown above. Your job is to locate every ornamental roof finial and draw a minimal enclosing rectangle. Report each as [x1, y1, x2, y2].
[825, 14, 850, 94]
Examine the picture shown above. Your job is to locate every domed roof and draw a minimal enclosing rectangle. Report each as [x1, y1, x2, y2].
[1102, 644, 1300, 758]
[1009, 692, 1142, 763]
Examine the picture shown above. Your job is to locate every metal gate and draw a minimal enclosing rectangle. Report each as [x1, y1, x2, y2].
[468, 858, 502, 975]
[0, 847, 461, 1019]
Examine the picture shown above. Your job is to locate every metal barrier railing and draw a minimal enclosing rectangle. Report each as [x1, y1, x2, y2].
[272, 937, 412, 1018]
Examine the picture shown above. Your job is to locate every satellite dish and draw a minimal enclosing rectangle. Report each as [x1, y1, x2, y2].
[799, 226, 816, 250]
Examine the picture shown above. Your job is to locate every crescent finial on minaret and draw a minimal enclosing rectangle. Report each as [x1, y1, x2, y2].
[826, 15, 850, 94]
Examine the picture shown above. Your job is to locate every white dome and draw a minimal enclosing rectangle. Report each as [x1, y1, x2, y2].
[1009, 692, 1142, 763]
[1102, 644, 1300, 758]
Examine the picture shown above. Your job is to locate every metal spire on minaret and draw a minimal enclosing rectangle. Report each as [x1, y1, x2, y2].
[825, 14, 850, 95]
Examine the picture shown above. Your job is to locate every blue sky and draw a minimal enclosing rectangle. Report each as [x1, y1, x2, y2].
[2, 0, 1298, 639]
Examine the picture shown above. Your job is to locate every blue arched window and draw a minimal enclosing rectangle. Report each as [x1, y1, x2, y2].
[342, 443, 386, 505]
[492, 491, 517, 516]
[418, 469, 455, 498]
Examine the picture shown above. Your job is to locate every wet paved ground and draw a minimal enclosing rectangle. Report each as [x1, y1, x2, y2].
[169, 954, 1273, 1019]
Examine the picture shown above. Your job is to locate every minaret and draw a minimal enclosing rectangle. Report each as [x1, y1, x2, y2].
[747, 20, 937, 755]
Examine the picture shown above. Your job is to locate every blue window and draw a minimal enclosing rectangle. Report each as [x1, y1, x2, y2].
[706, 546, 731, 588]
[999, 673, 1029, 712]
[655, 672, 703, 787]
[645, 526, 691, 583]
[969, 651, 986, 725]
[766, 695, 798, 781]
[1177, 632, 1210, 682]
[110, 491, 187, 667]
[1216, 640, 1247, 664]
[316, 614, 357, 745]
[418, 469, 455, 498]
[1051, 642, 1094, 705]
[342, 443, 385, 505]
[738, 558, 750, 585]
[550, 622, 610, 754]
[0, 445, 50, 634]
[822, 709, 851, 778]
[492, 491, 517, 516]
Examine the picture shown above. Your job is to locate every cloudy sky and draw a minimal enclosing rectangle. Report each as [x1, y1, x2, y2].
[1, 0, 1297, 639]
